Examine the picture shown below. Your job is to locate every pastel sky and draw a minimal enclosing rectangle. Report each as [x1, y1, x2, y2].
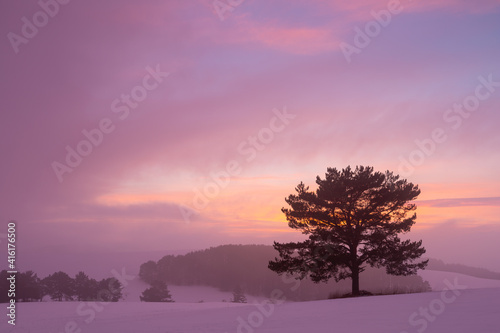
[1, 0, 500, 272]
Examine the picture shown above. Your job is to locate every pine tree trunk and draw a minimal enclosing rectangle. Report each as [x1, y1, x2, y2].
[351, 266, 360, 296]
[350, 244, 360, 296]
[351, 267, 359, 296]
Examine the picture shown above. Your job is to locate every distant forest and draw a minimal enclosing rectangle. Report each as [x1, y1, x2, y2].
[0, 270, 123, 303]
[139, 244, 431, 301]
[426, 259, 500, 280]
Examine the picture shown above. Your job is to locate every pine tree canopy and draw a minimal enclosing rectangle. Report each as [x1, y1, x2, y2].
[268, 165, 428, 296]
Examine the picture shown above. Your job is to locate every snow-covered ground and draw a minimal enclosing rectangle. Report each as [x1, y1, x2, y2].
[3, 288, 499, 332]
[4, 270, 500, 332]
[3, 279, 499, 332]
[120, 269, 500, 303]
[121, 277, 268, 304]
[419, 269, 500, 291]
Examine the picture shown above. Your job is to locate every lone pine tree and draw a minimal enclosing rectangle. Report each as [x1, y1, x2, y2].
[268, 166, 428, 296]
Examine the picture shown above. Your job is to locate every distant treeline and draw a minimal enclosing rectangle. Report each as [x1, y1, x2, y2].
[0, 270, 123, 303]
[139, 244, 431, 301]
[426, 259, 500, 280]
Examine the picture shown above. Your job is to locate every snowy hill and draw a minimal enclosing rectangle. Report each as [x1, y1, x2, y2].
[419, 270, 500, 291]
[120, 266, 500, 305]
[4, 287, 499, 332]
[121, 277, 267, 303]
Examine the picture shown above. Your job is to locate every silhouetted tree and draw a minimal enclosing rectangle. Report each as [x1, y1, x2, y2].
[42, 271, 74, 301]
[231, 286, 247, 303]
[0, 270, 11, 303]
[97, 277, 123, 302]
[140, 280, 174, 302]
[269, 166, 428, 296]
[17, 271, 42, 301]
[74, 271, 98, 301]
[139, 260, 158, 285]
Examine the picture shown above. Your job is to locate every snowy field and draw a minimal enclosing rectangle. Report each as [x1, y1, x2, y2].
[121, 278, 268, 304]
[2, 271, 499, 333]
[419, 270, 500, 291]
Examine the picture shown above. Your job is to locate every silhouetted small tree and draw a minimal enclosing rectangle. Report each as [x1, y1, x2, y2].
[140, 280, 174, 302]
[97, 277, 123, 302]
[74, 271, 95, 301]
[269, 166, 428, 296]
[42, 271, 74, 301]
[17, 271, 42, 301]
[231, 286, 247, 303]
[0, 270, 11, 303]
[139, 260, 158, 285]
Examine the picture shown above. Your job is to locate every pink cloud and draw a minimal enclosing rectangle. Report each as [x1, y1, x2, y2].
[325, 0, 500, 17]
[418, 196, 500, 207]
[243, 24, 341, 54]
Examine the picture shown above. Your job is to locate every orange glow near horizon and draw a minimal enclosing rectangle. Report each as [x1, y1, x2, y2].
[92, 178, 500, 238]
